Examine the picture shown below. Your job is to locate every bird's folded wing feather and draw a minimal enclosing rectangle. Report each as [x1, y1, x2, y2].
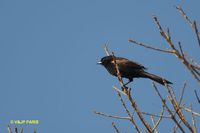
[115, 58, 147, 70]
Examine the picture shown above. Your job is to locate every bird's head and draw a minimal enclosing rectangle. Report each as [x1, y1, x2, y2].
[97, 55, 114, 66]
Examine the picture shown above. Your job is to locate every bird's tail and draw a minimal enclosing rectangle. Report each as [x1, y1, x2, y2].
[142, 72, 172, 85]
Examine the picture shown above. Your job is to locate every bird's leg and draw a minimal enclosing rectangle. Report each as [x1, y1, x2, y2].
[121, 79, 133, 93]
[124, 81, 131, 86]
[124, 79, 133, 86]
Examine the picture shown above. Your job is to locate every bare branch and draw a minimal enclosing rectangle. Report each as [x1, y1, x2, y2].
[141, 111, 171, 119]
[111, 53, 127, 92]
[173, 119, 182, 133]
[183, 53, 200, 69]
[175, 6, 193, 25]
[128, 39, 174, 54]
[184, 53, 200, 70]
[152, 16, 200, 83]
[114, 88, 141, 133]
[94, 111, 129, 120]
[129, 15, 200, 83]
[176, 6, 200, 47]
[97, 8, 200, 132]
[169, 96, 194, 132]
[126, 90, 153, 132]
[178, 42, 185, 60]
[152, 82, 185, 133]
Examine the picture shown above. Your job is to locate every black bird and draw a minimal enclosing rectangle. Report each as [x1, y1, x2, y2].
[98, 55, 172, 86]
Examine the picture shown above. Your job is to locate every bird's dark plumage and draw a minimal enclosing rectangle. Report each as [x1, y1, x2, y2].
[98, 55, 172, 85]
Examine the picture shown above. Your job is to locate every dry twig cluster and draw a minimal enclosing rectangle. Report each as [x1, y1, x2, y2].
[95, 6, 199, 133]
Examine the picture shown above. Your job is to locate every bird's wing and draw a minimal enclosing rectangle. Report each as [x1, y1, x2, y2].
[115, 57, 147, 70]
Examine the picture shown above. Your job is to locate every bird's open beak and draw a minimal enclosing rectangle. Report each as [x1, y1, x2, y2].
[97, 61, 102, 65]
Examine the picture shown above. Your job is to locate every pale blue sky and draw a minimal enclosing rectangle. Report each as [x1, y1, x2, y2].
[0, 0, 199, 132]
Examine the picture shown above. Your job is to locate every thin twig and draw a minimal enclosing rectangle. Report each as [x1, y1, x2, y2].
[178, 42, 185, 60]
[175, 6, 193, 25]
[193, 21, 200, 47]
[190, 105, 197, 133]
[130, 15, 200, 83]
[173, 119, 182, 133]
[168, 96, 194, 132]
[112, 122, 121, 133]
[113, 86, 127, 96]
[178, 82, 187, 107]
[112, 53, 128, 92]
[112, 52, 153, 132]
[194, 89, 200, 104]
[151, 106, 165, 133]
[127, 91, 153, 132]
[94, 111, 129, 120]
[183, 53, 200, 69]
[141, 111, 171, 119]
[128, 39, 174, 54]
[150, 116, 158, 133]
[104, 43, 110, 56]
[176, 6, 200, 47]
[152, 16, 200, 83]
[114, 88, 141, 133]
[152, 16, 176, 50]
[181, 106, 200, 117]
[152, 82, 185, 133]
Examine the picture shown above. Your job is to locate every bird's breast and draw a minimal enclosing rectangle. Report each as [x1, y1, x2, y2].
[104, 64, 117, 76]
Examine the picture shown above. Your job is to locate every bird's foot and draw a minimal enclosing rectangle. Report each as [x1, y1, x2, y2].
[121, 85, 128, 91]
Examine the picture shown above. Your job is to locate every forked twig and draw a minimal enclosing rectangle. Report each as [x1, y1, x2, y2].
[151, 106, 165, 133]
[151, 116, 158, 133]
[129, 15, 200, 83]
[176, 6, 200, 47]
[173, 119, 182, 133]
[114, 87, 141, 132]
[152, 82, 185, 133]
[112, 53, 153, 132]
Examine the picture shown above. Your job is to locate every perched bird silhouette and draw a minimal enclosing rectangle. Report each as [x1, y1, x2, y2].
[98, 55, 172, 86]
